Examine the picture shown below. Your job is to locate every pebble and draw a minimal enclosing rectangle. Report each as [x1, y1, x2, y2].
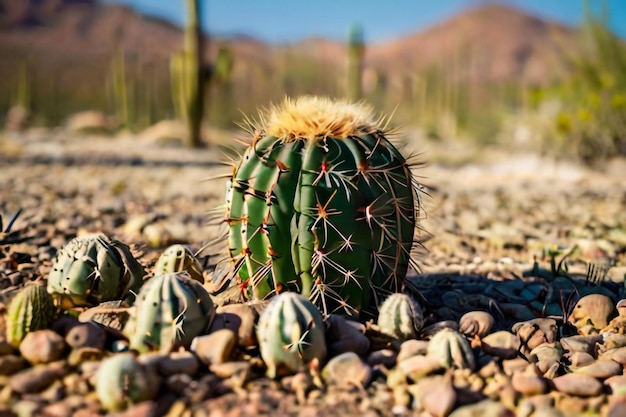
[551, 374, 603, 397]
[572, 359, 622, 379]
[67, 347, 104, 367]
[321, 352, 372, 389]
[396, 339, 429, 362]
[411, 372, 456, 417]
[10, 361, 67, 394]
[0, 355, 27, 376]
[560, 334, 603, 355]
[210, 361, 253, 389]
[18, 330, 66, 365]
[480, 331, 520, 359]
[366, 349, 397, 368]
[459, 311, 494, 338]
[449, 399, 516, 417]
[158, 351, 199, 376]
[65, 322, 106, 350]
[569, 294, 617, 331]
[511, 365, 548, 396]
[325, 314, 370, 357]
[397, 354, 443, 380]
[190, 329, 237, 366]
[212, 303, 257, 348]
[567, 351, 595, 368]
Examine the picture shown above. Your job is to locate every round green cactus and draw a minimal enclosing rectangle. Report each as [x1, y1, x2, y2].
[427, 328, 476, 371]
[219, 96, 423, 317]
[256, 291, 327, 378]
[377, 292, 423, 339]
[153, 244, 204, 283]
[47, 233, 145, 308]
[96, 353, 159, 412]
[6, 283, 56, 347]
[123, 271, 215, 353]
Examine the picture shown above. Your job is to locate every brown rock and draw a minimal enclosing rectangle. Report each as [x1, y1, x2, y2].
[19, 330, 66, 365]
[190, 329, 237, 366]
[10, 361, 67, 394]
[213, 303, 258, 348]
[158, 351, 199, 376]
[65, 322, 106, 350]
[0, 355, 27, 376]
[551, 373, 603, 396]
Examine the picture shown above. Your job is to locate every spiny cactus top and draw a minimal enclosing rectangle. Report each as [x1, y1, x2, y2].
[153, 244, 204, 283]
[47, 233, 145, 308]
[220, 96, 423, 318]
[6, 283, 56, 347]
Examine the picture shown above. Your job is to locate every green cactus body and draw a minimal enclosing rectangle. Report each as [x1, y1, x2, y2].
[96, 353, 158, 412]
[124, 272, 215, 353]
[427, 328, 476, 371]
[347, 23, 364, 101]
[47, 234, 145, 308]
[153, 244, 204, 283]
[223, 96, 421, 317]
[256, 292, 327, 378]
[377, 293, 424, 339]
[6, 283, 56, 347]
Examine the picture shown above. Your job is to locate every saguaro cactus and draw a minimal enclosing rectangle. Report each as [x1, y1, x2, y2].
[347, 23, 364, 101]
[171, 0, 204, 147]
[219, 96, 423, 318]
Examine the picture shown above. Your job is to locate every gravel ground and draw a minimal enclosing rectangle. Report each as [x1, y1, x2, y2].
[1, 131, 626, 416]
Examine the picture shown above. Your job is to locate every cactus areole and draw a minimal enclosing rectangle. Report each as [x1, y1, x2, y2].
[222, 96, 422, 317]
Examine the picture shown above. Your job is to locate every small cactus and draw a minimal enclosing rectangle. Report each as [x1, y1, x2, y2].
[377, 293, 423, 339]
[96, 353, 159, 412]
[123, 271, 215, 353]
[6, 283, 56, 347]
[256, 292, 327, 378]
[427, 328, 476, 371]
[47, 233, 145, 308]
[219, 96, 423, 318]
[153, 244, 204, 283]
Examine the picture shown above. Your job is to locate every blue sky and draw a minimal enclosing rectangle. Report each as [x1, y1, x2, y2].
[107, 0, 626, 43]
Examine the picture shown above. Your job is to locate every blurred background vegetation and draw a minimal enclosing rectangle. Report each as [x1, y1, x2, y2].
[1, 0, 625, 164]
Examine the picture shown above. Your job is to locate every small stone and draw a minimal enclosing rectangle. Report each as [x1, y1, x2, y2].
[40, 402, 72, 417]
[366, 349, 397, 368]
[459, 311, 494, 338]
[10, 361, 67, 394]
[0, 355, 27, 376]
[411, 372, 456, 417]
[551, 373, 603, 396]
[511, 365, 548, 396]
[322, 352, 372, 389]
[190, 329, 236, 366]
[572, 359, 622, 379]
[68, 347, 104, 367]
[0, 341, 15, 356]
[569, 294, 617, 331]
[158, 351, 199, 376]
[19, 330, 66, 365]
[397, 354, 443, 380]
[601, 346, 626, 365]
[560, 334, 603, 355]
[210, 361, 253, 389]
[325, 314, 370, 357]
[396, 339, 429, 362]
[212, 303, 258, 348]
[480, 331, 520, 359]
[567, 351, 595, 368]
[448, 399, 515, 417]
[65, 322, 106, 350]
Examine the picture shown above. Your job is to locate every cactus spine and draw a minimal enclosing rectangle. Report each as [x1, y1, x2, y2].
[123, 272, 215, 353]
[47, 233, 145, 308]
[256, 292, 327, 378]
[6, 283, 56, 347]
[377, 293, 424, 339]
[347, 23, 364, 101]
[220, 96, 422, 318]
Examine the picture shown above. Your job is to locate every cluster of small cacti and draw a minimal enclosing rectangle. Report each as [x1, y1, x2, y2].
[218, 96, 423, 318]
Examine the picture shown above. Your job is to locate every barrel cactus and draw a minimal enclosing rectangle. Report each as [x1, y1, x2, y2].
[47, 233, 145, 308]
[256, 291, 327, 378]
[427, 328, 476, 371]
[153, 244, 204, 283]
[220, 96, 423, 317]
[6, 283, 56, 347]
[96, 353, 159, 412]
[123, 271, 215, 353]
[377, 292, 423, 339]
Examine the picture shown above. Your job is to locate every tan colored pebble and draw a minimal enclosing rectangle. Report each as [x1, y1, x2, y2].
[458, 311, 494, 338]
[19, 330, 66, 365]
[480, 331, 520, 359]
[572, 359, 622, 379]
[569, 294, 617, 330]
[603, 333, 626, 350]
[0, 341, 14, 356]
[511, 364, 548, 396]
[397, 354, 443, 381]
[560, 334, 603, 355]
[448, 399, 516, 417]
[190, 329, 236, 366]
[67, 347, 104, 367]
[567, 351, 595, 368]
[605, 374, 626, 394]
[396, 339, 429, 362]
[551, 373, 603, 396]
[210, 361, 252, 389]
[600, 346, 626, 365]
[501, 357, 528, 376]
[321, 352, 371, 388]
[411, 372, 456, 417]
